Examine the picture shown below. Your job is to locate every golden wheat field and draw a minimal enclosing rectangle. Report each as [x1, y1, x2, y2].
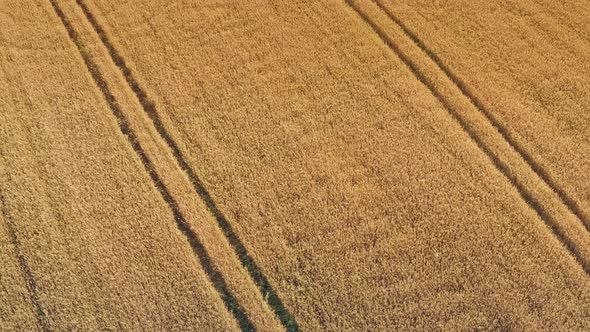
[1, 0, 590, 331]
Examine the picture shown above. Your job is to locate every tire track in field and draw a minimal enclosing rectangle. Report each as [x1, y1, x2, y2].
[47, 1, 255, 330]
[0, 193, 51, 332]
[372, 0, 590, 232]
[72, 1, 299, 330]
[345, 0, 590, 275]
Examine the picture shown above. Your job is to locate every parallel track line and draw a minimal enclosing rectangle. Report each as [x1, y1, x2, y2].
[373, 0, 590, 232]
[345, 0, 590, 275]
[72, 0, 299, 330]
[48, 1, 256, 330]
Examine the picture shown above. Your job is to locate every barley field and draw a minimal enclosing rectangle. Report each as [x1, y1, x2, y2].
[1, 0, 589, 331]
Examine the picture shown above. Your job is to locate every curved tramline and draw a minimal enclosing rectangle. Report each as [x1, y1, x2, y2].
[0, 194, 49, 331]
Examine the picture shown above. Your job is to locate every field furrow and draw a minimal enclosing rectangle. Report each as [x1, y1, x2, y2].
[81, 0, 590, 329]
